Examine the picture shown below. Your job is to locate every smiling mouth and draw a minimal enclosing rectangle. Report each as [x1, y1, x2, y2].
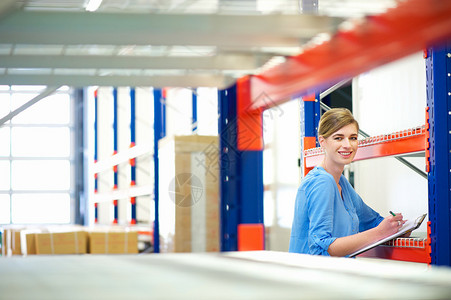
[338, 151, 352, 158]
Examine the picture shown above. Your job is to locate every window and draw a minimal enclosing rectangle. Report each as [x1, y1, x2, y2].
[0, 86, 73, 224]
[0, 194, 10, 224]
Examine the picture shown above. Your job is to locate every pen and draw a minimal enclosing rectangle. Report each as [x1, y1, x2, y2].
[389, 211, 396, 217]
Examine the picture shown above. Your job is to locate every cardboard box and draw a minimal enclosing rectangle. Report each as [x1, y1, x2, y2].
[3, 228, 24, 255]
[2, 225, 142, 255]
[20, 229, 43, 255]
[11, 230, 22, 255]
[35, 231, 88, 255]
[89, 230, 138, 254]
[159, 135, 220, 253]
[0, 228, 3, 256]
[1, 227, 42, 256]
[26, 234, 37, 255]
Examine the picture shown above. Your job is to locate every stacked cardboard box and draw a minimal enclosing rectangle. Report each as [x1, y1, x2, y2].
[1, 225, 139, 255]
[20, 228, 43, 255]
[3, 227, 26, 256]
[18, 226, 87, 255]
[159, 135, 220, 253]
[88, 227, 138, 254]
[34, 231, 88, 255]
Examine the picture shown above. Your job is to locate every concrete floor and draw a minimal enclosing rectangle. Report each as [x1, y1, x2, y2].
[1, 251, 451, 299]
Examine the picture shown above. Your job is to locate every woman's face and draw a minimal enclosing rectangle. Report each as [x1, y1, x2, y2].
[319, 123, 358, 167]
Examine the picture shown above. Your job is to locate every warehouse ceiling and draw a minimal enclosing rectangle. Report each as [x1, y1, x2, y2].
[0, 0, 400, 88]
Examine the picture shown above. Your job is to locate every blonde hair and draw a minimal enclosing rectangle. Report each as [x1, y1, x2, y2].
[318, 108, 359, 139]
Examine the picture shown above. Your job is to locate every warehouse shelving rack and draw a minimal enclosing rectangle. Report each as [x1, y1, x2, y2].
[92, 88, 166, 253]
[218, 85, 265, 252]
[297, 45, 451, 265]
[92, 87, 201, 253]
[220, 0, 451, 265]
[425, 45, 451, 266]
[93, 88, 152, 221]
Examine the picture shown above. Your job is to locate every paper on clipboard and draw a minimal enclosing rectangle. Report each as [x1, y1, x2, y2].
[349, 213, 427, 258]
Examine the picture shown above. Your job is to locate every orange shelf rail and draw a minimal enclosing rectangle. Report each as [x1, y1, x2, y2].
[304, 126, 426, 169]
[356, 238, 431, 264]
[357, 222, 432, 264]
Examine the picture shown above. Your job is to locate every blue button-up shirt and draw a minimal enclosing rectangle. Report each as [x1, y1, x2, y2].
[289, 166, 383, 256]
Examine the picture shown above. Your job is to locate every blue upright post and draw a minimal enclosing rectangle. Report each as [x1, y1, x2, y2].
[113, 88, 119, 224]
[153, 88, 166, 253]
[300, 93, 320, 175]
[239, 151, 263, 224]
[94, 89, 99, 223]
[130, 88, 136, 145]
[303, 93, 321, 141]
[218, 85, 240, 251]
[426, 43, 451, 266]
[94, 203, 98, 224]
[130, 88, 137, 225]
[218, 85, 264, 251]
[192, 89, 198, 132]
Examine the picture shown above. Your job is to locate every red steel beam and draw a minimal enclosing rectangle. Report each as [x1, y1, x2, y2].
[353, 132, 425, 161]
[356, 244, 431, 263]
[248, 0, 451, 110]
[357, 222, 432, 264]
[237, 76, 264, 151]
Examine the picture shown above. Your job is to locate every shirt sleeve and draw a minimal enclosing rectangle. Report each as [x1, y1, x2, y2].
[306, 177, 337, 256]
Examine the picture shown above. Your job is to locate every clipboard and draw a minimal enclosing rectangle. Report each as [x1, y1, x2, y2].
[349, 213, 427, 258]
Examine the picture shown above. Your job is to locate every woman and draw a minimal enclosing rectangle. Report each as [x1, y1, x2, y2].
[289, 108, 405, 256]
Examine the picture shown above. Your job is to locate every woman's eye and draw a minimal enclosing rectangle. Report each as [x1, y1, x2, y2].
[350, 137, 358, 140]
[334, 137, 342, 141]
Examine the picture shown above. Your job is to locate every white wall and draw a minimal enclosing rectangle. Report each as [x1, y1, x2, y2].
[352, 52, 428, 233]
[165, 88, 193, 138]
[264, 99, 301, 251]
[196, 88, 218, 136]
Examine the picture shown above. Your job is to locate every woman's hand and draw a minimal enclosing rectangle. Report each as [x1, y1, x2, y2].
[376, 213, 406, 238]
[328, 213, 407, 257]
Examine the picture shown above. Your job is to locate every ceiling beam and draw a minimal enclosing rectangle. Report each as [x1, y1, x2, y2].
[0, 74, 236, 89]
[0, 53, 272, 70]
[0, 11, 342, 47]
